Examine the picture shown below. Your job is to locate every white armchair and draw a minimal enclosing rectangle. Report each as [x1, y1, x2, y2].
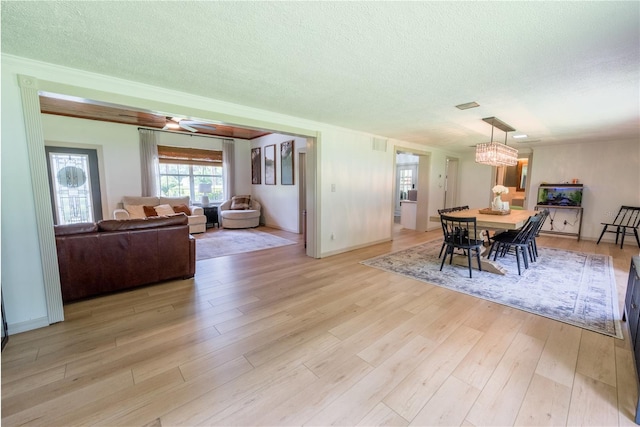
[219, 196, 261, 229]
[113, 196, 207, 234]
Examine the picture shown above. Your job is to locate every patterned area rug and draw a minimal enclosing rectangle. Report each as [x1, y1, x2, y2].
[361, 239, 622, 338]
[194, 228, 297, 260]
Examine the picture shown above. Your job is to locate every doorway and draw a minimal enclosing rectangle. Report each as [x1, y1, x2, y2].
[393, 149, 431, 233]
[298, 151, 307, 248]
[45, 146, 103, 224]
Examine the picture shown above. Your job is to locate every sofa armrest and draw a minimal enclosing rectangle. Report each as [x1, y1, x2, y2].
[113, 209, 130, 220]
[190, 206, 204, 216]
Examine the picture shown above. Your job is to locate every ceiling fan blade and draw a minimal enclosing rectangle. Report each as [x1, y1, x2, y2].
[179, 123, 198, 132]
[183, 121, 217, 131]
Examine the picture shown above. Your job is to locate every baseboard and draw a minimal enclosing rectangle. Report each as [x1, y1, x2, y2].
[321, 237, 392, 258]
[8, 316, 49, 335]
[262, 222, 299, 234]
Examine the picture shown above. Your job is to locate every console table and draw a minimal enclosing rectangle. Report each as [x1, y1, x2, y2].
[202, 205, 218, 229]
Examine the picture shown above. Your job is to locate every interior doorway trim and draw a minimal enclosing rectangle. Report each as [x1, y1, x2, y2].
[17, 74, 321, 326]
[18, 75, 64, 323]
[392, 146, 432, 235]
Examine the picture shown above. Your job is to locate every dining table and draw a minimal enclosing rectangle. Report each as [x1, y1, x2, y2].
[429, 208, 538, 275]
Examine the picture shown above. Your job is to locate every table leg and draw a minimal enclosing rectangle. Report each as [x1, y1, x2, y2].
[447, 246, 507, 275]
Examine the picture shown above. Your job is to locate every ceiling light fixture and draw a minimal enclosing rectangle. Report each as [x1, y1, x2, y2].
[475, 117, 518, 167]
[513, 134, 528, 139]
[455, 101, 480, 110]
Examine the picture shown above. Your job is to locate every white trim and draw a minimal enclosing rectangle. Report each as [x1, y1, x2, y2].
[8, 316, 50, 335]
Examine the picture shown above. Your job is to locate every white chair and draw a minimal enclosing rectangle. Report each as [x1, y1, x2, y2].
[219, 196, 261, 229]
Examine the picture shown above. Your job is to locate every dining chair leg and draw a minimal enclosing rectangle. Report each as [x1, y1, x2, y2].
[467, 250, 473, 278]
[635, 229, 640, 248]
[620, 226, 627, 249]
[522, 246, 529, 270]
[515, 247, 522, 275]
[475, 248, 482, 273]
[439, 246, 449, 271]
[438, 242, 446, 258]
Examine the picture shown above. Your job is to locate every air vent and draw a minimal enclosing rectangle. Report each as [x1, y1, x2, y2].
[372, 138, 387, 152]
[455, 101, 480, 110]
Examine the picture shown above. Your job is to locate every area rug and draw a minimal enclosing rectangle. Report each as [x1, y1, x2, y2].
[361, 240, 623, 339]
[194, 229, 297, 260]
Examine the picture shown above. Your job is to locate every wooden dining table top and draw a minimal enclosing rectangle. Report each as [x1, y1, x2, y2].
[430, 208, 537, 230]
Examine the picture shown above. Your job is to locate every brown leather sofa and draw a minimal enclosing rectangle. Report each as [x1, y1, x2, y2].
[54, 214, 196, 303]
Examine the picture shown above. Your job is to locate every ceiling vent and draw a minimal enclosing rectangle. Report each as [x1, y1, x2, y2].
[455, 101, 480, 110]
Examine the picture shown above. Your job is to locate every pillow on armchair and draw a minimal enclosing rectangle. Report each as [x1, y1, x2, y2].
[230, 195, 251, 210]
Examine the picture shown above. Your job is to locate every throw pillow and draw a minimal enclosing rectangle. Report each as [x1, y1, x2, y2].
[143, 205, 158, 217]
[230, 195, 251, 210]
[154, 204, 175, 216]
[172, 204, 192, 216]
[124, 204, 146, 219]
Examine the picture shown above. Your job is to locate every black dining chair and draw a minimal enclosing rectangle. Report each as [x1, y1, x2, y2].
[488, 215, 541, 275]
[494, 209, 549, 261]
[437, 206, 470, 258]
[596, 206, 640, 249]
[439, 214, 484, 278]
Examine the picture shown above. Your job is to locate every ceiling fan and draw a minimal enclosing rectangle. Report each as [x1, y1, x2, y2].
[162, 117, 217, 133]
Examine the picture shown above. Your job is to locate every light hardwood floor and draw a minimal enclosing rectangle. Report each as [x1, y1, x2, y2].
[2, 226, 639, 426]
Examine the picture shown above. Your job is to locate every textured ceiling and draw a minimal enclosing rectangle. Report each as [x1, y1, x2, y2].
[2, 1, 639, 151]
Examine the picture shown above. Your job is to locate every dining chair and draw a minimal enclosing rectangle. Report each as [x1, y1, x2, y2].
[439, 214, 484, 278]
[495, 209, 549, 260]
[488, 215, 541, 275]
[596, 206, 640, 249]
[437, 206, 470, 258]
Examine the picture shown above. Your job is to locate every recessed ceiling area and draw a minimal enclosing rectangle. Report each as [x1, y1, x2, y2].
[39, 94, 272, 140]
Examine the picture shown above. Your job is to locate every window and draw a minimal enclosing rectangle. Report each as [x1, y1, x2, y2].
[157, 146, 223, 203]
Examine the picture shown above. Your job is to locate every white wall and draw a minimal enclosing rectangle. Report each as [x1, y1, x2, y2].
[528, 139, 640, 241]
[251, 134, 306, 233]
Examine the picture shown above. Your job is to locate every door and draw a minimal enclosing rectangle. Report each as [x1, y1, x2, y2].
[45, 147, 103, 224]
[444, 157, 459, 209]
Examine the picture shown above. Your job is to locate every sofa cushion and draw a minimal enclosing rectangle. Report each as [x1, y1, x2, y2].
[173, 204, 192, 216]
[98, 214, 188, 231]
[159, 196, 190, 207]
[222, 209, 260, 220]
[231, 195, 251, 210]
[143, 206, 158, 217]
[122, 196, 161, 207]
[124, 204, 146, 219]
[154, 204, 175, 216]
[54, 222, 99, 236]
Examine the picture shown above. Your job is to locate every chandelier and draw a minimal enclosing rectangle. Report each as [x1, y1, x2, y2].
[475, 117, 518, 167]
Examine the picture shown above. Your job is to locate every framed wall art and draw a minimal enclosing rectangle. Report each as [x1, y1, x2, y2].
[251, 147, 261, 184]
[264, 144, 276, 185]
[280, 140, 294, 185]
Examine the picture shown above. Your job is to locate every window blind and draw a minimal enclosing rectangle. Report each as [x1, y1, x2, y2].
[157, 145, 223, 166]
